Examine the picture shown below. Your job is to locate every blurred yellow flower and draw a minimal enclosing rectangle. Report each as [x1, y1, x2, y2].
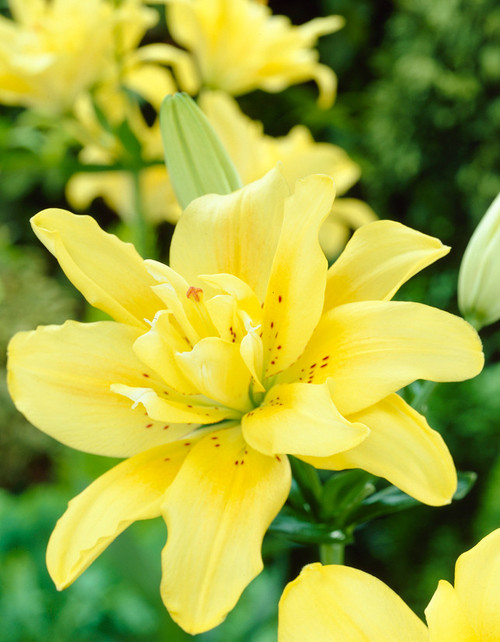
[66, 77, 180, 225]
[458, 192, 500, 329]
[162, 0, 343, 107]
[279, 528, 500, 641]
[8, 169, 482, 633]
[0, 0, 158, 114]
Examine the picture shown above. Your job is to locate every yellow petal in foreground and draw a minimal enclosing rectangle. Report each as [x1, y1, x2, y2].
[161, 426, 291, 634]
[170, 167, 289, 301]
[426, 527, 500, 640]
[287, 300, 484, 416]
[241, 381, 369, 458]
[31, 209, 162, 328]
[262, 174, 334, 375]
[324, 220, 449, 311]
[7, 321, 185, 458]
[47, 440, 199, 590]
[425, 580, 478, 641]
[301, 394, 457, 506]
[175, 337, 252, 412]
[279, 563, 428, 642]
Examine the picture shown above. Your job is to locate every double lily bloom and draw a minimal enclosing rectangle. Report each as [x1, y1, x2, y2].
[8, 168, 483, 633]
[163, 0, 343, 108]
[279, 528, 500, 640]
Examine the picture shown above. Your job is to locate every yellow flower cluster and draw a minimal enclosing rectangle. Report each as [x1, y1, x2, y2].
[0, 0, 375, 255]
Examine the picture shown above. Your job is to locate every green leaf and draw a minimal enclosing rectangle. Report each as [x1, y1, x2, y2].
[347, 471, 477, 526]
[269, 508, 351, 545]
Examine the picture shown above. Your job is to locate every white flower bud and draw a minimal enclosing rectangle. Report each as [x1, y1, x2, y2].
[458, 193, 500, 329]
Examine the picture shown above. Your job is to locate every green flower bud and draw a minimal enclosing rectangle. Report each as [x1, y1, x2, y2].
[160, 92, 242, 209]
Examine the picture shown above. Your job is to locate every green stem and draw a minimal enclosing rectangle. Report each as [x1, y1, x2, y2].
[319, 541, 345, 565]
[131, 169, 153, 258]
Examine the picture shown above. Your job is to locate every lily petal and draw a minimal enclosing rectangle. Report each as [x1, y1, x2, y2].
[47, 440, 198, 590]
[278, 563, 428, 641]
[242, 381, 369, 457]
[450, 527, 500, 639]
[324, 220, 449, 311]
[31, 209, 162, 328]
[425, 580, 477, 641]
[300, 393, 457, 506]
[133, 311, 198, 395]
[169, 167, 289, 301]
[286, 301, 483, 416]
[175, 337, 253, 412]
[7, 321, 184, 457]
[161, 426, 291, 634]
[262, 174, 334, 376]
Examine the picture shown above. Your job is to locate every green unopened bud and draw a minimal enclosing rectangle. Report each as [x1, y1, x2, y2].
[160, 93, 242, 209]
[458, 192, 500, 330]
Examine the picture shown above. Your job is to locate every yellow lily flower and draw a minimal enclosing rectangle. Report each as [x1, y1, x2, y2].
[0, 0, 158, 115]
[279, 528, 500, 641]
[8, 169, 482, 633]
[162, 0, 343, 108]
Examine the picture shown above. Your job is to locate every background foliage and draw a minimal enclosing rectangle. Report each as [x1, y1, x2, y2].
[0, 0, 499, 639]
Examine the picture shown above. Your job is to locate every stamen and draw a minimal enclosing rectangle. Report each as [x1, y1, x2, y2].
[187, 286, 203, 302]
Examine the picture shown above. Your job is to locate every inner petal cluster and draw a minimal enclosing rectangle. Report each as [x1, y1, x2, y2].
[113, 263, 268, 424]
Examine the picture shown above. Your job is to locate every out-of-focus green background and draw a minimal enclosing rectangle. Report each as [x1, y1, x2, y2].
[1, 0, 499, 639]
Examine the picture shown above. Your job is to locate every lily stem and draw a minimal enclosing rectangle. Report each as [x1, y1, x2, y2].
[131, 169, 153, 258]
[319, 541, 345, 565]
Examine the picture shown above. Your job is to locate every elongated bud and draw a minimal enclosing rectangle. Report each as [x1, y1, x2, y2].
[160, 93, 242, 209]
[458, 192, 500, 329]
